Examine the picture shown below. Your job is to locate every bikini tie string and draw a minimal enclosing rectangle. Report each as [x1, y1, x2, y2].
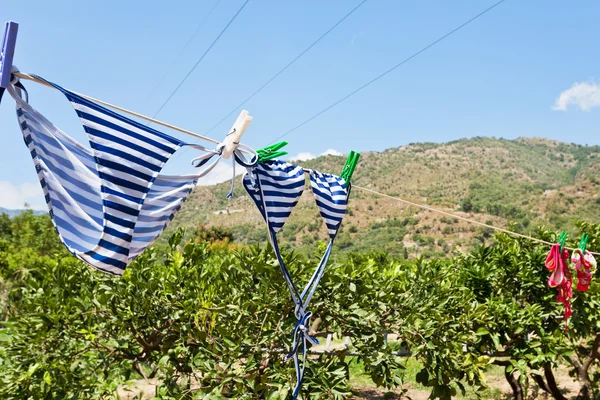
[285, 311, 319, 361]
[230, 144, 258, 198]
[190, 142, 258, 199]
[285, 311, 319, 399]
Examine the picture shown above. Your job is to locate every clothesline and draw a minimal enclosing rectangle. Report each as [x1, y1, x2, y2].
[353, 185, 600, 256]
[12, 72, 220, 145]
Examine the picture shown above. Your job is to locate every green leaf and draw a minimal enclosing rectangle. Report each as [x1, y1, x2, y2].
[416, 369, 429, 385]
[43, 370, 52, 385]
[476, 327, 489, 336]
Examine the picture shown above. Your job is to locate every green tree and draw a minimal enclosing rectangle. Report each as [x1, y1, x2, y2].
[2, 212, 600, 399]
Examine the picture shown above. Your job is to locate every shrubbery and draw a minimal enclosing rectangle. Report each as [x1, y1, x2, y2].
[1, 211, 600, 399]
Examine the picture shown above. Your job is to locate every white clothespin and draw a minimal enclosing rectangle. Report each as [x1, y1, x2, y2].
[222, 109, 252, 159]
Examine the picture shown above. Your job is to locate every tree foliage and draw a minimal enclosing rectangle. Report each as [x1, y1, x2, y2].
[1, 211, 600, 399]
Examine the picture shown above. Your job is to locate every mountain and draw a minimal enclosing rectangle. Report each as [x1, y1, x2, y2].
[169, 137, 600, 258]
[0, 208, 47, 218]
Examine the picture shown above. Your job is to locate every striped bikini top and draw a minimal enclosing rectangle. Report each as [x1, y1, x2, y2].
[8, 77, 226, 275]
[242, 159, 348, 238]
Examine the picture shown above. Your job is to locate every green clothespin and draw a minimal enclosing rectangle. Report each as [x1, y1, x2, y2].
[558, 231, 568, 252]
[340, 150, 360, 183]
[579, 234, 589, 253]
[257, 141, 288, 163]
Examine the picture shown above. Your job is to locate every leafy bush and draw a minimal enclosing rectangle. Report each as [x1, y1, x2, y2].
[2, 212, 600, 399]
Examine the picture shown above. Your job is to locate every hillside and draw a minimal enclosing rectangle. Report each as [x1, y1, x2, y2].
[170, 137, 600, 258]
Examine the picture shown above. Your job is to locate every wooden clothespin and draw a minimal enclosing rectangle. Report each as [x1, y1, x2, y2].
[222, 109, 252, 159]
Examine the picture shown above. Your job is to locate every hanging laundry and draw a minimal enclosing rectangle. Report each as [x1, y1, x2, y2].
[242, 155, 355, 400]
[310, 169, 348, 238]
[545, 243, 573, 330]
[571, 249, 597, 292]
[6, 75, 253, 275]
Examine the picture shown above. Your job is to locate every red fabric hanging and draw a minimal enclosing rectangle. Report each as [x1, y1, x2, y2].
[572, 249, 596, 292]
[545, 244, 572, 330]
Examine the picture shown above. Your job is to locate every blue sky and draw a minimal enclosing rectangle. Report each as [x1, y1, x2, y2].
[1, 0, 600, 209]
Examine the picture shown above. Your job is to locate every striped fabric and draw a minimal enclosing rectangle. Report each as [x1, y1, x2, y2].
[242, 160, 305, 233]
[242, 159, 351, 400]
[309, 170, 348, 238]
[129, 174, 198, 258]
[8, 79, 204, 275]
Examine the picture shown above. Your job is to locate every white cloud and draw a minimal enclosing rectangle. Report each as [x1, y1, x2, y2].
[320, 149, 342, 157]
[289, 152, 316, 162]
[197, 161, 244, 186]
[289, 149, 343, 162]
[552, 81, 600, 111]
[0, 181, 46, 210]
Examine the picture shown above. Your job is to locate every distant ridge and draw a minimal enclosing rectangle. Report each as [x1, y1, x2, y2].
[0, 207, 47, 218]
[169, 136, 600, 258]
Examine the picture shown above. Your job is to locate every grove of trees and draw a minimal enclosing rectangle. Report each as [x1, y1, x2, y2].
[1, 210, 600, 399]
